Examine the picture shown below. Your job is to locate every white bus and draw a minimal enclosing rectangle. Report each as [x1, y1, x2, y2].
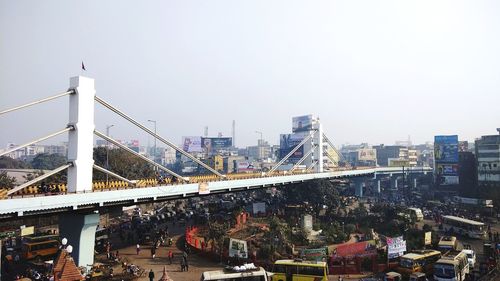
[201, 265, 270, 281]
[407, 208, 424, 222]
[442, 215, 486, 239]
[433, 251, 469, 281]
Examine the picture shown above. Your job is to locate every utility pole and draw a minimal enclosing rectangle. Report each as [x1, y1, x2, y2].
[105, 124, 114, 187]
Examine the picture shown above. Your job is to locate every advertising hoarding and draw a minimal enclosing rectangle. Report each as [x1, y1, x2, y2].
[237, 161, 255, 172]
[434, 135, 459, 163]
[331, 240, 377, 257]
[292, 115, 313, 133]
[387, 236, 406, 259]
[279, 132, 307, 160]
[459, 141, 469, 152]
[300, 247, 328, 261]
[436, 164, 459, 185]
[434, 135, 459, 186]
[201, 137, 232, 151]
[358, 148, 376, 161]
[182, 136, 203, 153]
[229, 238, 248, 258]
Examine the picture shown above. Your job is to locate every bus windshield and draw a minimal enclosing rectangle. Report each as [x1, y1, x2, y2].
[399, 258, 415, 269]
[434, 264, 455, 279]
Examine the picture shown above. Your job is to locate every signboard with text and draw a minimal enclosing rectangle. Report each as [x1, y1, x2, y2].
[434, 135, 459, 186]
[387, 236, 406, 259]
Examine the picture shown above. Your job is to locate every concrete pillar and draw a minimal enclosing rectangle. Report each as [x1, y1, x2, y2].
[377, 180, 381, 193]
[390, 178, 398, 190]
[312, 120, 323, 173]
[414, 178, 417, 188]
[67, 76, 95, 193]
[59, 212, 99, 267]
[355, 181, 364, 197]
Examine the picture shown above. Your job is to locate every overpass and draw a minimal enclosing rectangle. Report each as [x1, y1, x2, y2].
[0, 76, 432, 267]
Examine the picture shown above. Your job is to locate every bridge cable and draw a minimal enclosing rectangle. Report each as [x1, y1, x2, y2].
[92, 164, 135, 186]
[0, 90, 74, 116]
[306, 160, 318, 172]
[94, 130, 188, 182]
[322, 133, 346, 162]
[266, 130, 316, 175]
[7, 163, 72, 196]
[290, 145, 317, 172]
[0, 126, 74, 158]
[94, 96, 225, 178]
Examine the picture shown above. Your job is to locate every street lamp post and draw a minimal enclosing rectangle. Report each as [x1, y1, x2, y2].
[105, 124, 114, 187]
[147, 120, 157, 165]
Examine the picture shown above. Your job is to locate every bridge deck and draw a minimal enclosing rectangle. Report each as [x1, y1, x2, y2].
[0, 167, 430, 218]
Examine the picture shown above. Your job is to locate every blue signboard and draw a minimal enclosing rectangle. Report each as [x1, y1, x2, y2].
[434, 135, 459, 163]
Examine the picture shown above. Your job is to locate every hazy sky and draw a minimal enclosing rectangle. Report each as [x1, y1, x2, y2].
[1, 0, 499, 148]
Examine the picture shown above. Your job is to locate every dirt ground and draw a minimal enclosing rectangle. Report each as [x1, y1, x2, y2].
[102, 221, 222, 281]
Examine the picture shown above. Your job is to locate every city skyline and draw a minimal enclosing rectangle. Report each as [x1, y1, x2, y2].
[1, 1, 500, 147]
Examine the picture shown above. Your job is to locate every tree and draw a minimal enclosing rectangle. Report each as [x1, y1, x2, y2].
[0, 171, 16, 188]
[283, 179, 341, 212]
[207, 221, 229, 261]
[31, 153, 66, 170]
[0, 156, 31, 169]
[93, 147, 156, 180]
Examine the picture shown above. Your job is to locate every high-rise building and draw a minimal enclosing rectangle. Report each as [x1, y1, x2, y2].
[373, 145, 403, 166]
[475, 131, 500, 187]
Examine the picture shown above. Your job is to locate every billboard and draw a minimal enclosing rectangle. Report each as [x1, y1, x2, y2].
[387, 236, 406, 259]
[229, 238, 248, 258]
[434, 135, 459, 163]
[182, 136, 203, 153]
[300, 247, 328, 261]
[292, 115, 313, 133]
[280, 132, 307, 160]
[331, 240, 377, 257]
[436, 163, 459, 185]
[358, 148, 376, 161]
[435, 135, 459, 186]
[237, 161, 255, 172]
[202, 137, 232, 151]
[459, 141, 469, 152]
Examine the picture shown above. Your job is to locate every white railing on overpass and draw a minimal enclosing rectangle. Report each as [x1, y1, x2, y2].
[0, 167, 431, 218]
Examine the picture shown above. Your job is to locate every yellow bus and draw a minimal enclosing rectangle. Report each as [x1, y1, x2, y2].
[271, 259, 328, 281]
[22, 239, 59, 262]
[396, 250, 441, 277]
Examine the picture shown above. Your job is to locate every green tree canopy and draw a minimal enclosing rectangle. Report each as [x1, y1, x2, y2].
[30, 153, 66, 170]
[93, 147, 156, 180]
[0, 156, 31, 169]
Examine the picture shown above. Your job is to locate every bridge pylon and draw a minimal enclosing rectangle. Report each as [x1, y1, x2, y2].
[67, 76, 95, 193]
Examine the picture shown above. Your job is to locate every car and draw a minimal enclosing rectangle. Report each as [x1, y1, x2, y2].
[462, 249, 476, 268]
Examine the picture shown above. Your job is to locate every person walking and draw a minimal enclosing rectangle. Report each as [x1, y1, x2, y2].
[180, 258, 186, 272]
[148, 269, 155, 281]
[136, 244, 141, 255]
[151, 246, 156, 259]
[184, 256, 189, 272]
[168, 250, 173, 265]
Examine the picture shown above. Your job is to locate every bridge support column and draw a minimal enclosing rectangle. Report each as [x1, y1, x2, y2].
[354, 181, 364, 197]
[59, 212, 99, 267]
[391, 178, 398, 190]
[413, 178, 417, 189]
[376, 180, 381, 193]
[67, 76, 95, 193]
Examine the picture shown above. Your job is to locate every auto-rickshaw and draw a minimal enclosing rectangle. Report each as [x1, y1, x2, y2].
[385, 272, 402, 281]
